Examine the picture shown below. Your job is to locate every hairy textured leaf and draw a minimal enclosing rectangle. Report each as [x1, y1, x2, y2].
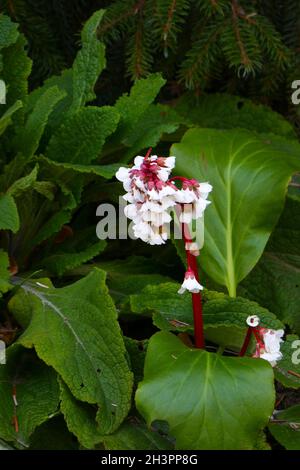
[7, 165, 38, 197]
[31, 211, 72, 247]
[130, 282, 283, 334]
[12, 270, 133, 434]
[112, 74, 166, 148]
[1, 35, 32, 109]
[46, 106, 119, 164]
[0, 250, 11, 294]
[0, 15, 19, 51]
[136, 331, 275, 450]
[269, 405, 300, 450]
[0, 194, 19, 233]
[29, 416, 78, 450]
[39, 157, 122, 179]
[103, 420, 173, 450]
[240, 196, 300, 334]
[0, 346, 59, 448]
[59, 378, 103, 449]
[122, 104, 180, 162]
[0, 100, 22, 136]
[71, 9, 106, 112]
[175, 93, 296, 138]
[172, 129, 300, 296]
[13, 86, 66, 159]
[41, 240, 106, 276]
[25, 69, 73, 133]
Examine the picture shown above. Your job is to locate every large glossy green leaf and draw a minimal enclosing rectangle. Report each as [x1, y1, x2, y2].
[268, 405, 300, 450]
[0, 345, 60, 448]
[174, 93, 296, 138]
[11, 269, 133, 434]
[172, 128, 300, 296]
[0, 194, 19, 233]
[46, 106, 119, 164]
[240, 196, 300, 334]
[136, 331, 275, 450]
[71, 9, 106, 112]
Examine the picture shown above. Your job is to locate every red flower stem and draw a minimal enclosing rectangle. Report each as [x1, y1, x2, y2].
[252, 327, 264, 348]
[169, 175, 190, 183]
[181, 220, 205, 349]
[144, 147, 152, 159]
[239, 327, 252, 356]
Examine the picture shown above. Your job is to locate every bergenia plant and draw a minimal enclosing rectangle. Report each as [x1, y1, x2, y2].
[116, 148, 212, 349]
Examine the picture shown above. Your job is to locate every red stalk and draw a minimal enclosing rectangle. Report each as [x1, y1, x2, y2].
[181, 220, 205, 349]
[239, 327, 252, 356]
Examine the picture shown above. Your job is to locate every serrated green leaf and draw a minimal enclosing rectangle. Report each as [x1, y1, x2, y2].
[130, 282, 283, 338]
[1, 35, 32, 110]
[25, 69, 73, 131]
[12, 269, 133, 434]
[46, 106, 119, 164]
[31, 210, 72, 247]
[0, 250, 11, 294]
[269, 405, 300, 450]
[0, 100, 22, 136]
[0, 14, 19, 51]
[71, 9, 106, 112]
[136, 331, 275, 450]
[0, 194, 19, 233]
[13, 86, 66, 159]
[59, 378, 103, 449]
[8, 278, 53, 329]
[111, 74, 166, 149]
[7, 165, 38, 197]
[122, 104, 180, 162]
[172, 128, 300, 296]
[41, 240, 106, 276]
[240, 196, 300, 334]
[275, 335, 300, 389]
[124, 337, 148, 385]
[103, 420, 173, 451]
[175, 93, 296, 138]
[29, 416, 78, 450]
[0, 345, 60, 448]
[32, 180, 55, 200]
[39, 156, 122, 179]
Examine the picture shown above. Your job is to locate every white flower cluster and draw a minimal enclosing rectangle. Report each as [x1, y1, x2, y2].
[246, 316, 284, 367]
[116, 154, 212, 246]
